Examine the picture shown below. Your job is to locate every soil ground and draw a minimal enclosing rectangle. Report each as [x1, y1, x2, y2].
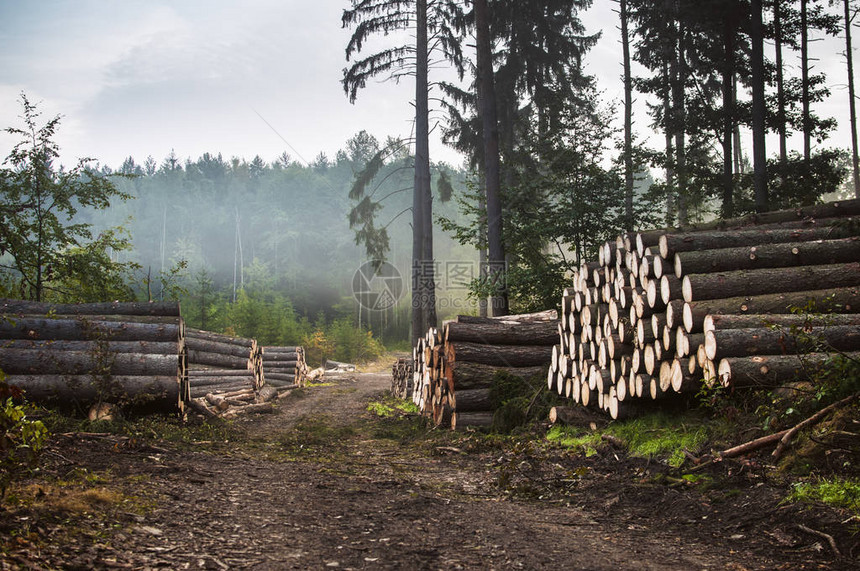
[1, 370, 857, 570]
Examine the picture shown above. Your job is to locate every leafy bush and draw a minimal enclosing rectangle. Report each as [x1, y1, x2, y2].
[1, 379, 49, 498]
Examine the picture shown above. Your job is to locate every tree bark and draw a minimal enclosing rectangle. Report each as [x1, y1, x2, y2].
[718, 351, 860, 388]
[684, 287, 860, 334]
[751, 0, 768, 212]
[674, 237, 860, 277]
[682, 263, 860, 303]
[0, 317, 182, 342]
[187, 350, 251, 370]
[451, 411, 494, 430]
[445, 361, 544, 391]
[186, 337, 255, 358]
[0, 339, 182, 355]
[660, 225, 851, 259]
[0, 348, 181, 376]
[5, 374, 181, 407]
[451, 388, 493, 413]
[445, 341, 552, 367]
[703, 312, 860, 334]
[845, 0, 860, 198]
[705, 325, 860, 361]
[475, 0, 508, 316]
[0, 299, 180, 316]
[445, 320, 559, 346]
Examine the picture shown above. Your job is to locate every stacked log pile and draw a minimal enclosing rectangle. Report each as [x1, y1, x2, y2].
[0, 300, 188, 415]
[186, 328, 263, 398]
[261, 346, 308, 388]
[550, 199, 860, 419]
[412, 311, 557, 430]
[391, 357, 412, 399]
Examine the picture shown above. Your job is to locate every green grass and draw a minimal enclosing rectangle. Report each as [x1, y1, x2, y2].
[786, 476, 860, 515]
[546, 412, 711, 468]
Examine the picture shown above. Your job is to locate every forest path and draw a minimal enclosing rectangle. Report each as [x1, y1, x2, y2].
[2, 371, 849, 569]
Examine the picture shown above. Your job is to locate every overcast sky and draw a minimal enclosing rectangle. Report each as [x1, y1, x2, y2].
[0, 0, 853, 171]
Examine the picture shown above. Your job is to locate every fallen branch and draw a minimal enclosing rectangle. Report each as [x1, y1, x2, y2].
[796, 523, 841, 558]
[772, 392, 860, 461]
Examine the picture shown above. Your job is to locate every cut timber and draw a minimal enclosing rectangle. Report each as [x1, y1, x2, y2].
[444, 320, 559, 346]
[683, 286, 860, 332]
[717, 351, 860, 388]
[0, 299, 181, 316]
[0, 349, 181, 376]
[675, 199, 860, 231]
[703, 313, 860, 334]
[683, 263, 860, 302]
[548, 406, 609, 427]
[0, 340, 182, 355]
[0, 317, 182, 342]
[704, 325, 860, 361]
[674, 237, 860, 277]
[186, 337, 255, 358]
[444, 342, 552, 367]
[186, 328, 255, 351]
[660, 225, 855, 259]
[6, 374, 180, 405]
[455, 310, 558, 323]
[451, 388, 493, 412]
[187, 350, 251, 370]
[451, 411, 494, 430]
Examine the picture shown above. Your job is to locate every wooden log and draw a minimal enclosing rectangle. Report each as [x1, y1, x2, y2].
[549, 405, 608, 427]
[683, 287, 860, 334]
[444, 320, 559, 346]
[683, 263, 860, 303]
[673, 200, 860, 232]
[455, 310, 558, 323]
[0, 317, 181, 342]
[186, 328, 255, 349]
[445, 341, 553, 367]
[0, 299, 181, 316]
[452, 388, 493, 412]
[674, 237, 860, 278]
[704, 325, 860, 361]
[0, 349, 180, 376]
[1, 313, 184, 327]
[703, 313, 860, 334]
[6, 374, 180, 406]
[0, 339, 182, 355]
[262, 346, 303, 354]
[187, 374, 257, 387]
[717, 351, 860, 388]
[181, 337, 252, 359]
[182, 369, 253, 377]
[264, 372, 297, 382]
[451, 411, 494, 430]
[660, 275, 684, 305]
[660, 225, 856, 260]
[187, 350, 250, 370]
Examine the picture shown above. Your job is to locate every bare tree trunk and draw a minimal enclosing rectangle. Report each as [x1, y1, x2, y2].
[845, 0, 860, 198]
[475, 0, 509, 316]
[801, 0, 812, 166]
[721, 8, 737, 218]
[751, 0, 769, 212]
[621, 0, 635, 231]
[774, 0, 788, 167]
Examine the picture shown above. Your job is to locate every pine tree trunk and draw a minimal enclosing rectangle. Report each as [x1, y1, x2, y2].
[475, 0, 508, 316]
[751, 0, 768, 212]
[621, 0, 635, 230]
[845, 0, 860, 198]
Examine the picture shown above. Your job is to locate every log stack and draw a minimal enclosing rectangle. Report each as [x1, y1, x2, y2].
[0, 299, 188, 415]
[550, 199, 860, 419]
[186, 328, 263, 397]
[391, 357, 413, 399]
[261, 346, 308, 388]
[411, 311, 557, 430]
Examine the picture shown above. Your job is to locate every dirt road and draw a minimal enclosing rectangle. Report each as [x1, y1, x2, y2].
[1, 372, 853, 569]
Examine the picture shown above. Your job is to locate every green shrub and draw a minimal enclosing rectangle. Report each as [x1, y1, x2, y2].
[1, 380, 49, 498]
